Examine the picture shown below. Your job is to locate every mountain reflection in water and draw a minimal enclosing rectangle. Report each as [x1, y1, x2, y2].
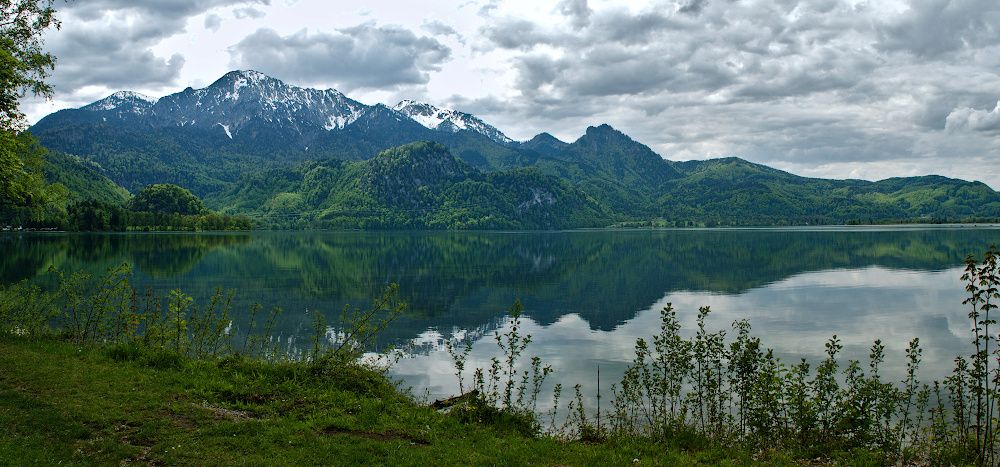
[3, 227, 998, 401]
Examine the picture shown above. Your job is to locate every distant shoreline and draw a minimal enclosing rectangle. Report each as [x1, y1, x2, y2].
[4, 222, 1000, 236]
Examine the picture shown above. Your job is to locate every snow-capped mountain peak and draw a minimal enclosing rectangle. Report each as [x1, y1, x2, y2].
[393, 100, 514, 145]
[228, 69, 272, 82]
[60, 71, 513, 146]
[149, 70, 367, 136]
[83, 91, 158, 113]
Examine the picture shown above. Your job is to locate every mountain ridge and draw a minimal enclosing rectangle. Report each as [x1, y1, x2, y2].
[35, 70, 509, 145]
[26, 70, 1000, 228]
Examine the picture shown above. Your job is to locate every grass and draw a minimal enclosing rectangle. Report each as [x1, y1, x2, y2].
[0, 334, 762, 466]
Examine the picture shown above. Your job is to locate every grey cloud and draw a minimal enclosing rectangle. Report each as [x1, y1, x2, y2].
[478, 0, 499, 17]
[678, 0, 708, 15]
[422, 20, 459, 37]
[877, 0, 1000, 57]
[233, 7, 265, 19]
[482, 10, 677, 50]
[228, 24, 451, 90]
[747, 123, 914, 165]
[45, 18, 193, 93]
[483, 1, 888, 116]
[514, 55, 563, 89]
[731, 48, 878, 101]
[482, 19, 564, 50]
[442, 94, 510, 116]
[557, 0, 592, 30]
[67, 0, 270, 23]
[45, 0, 268, 94]
[914, 96, 960, 130]
[204, 14, 223, 31]
[945, 101, 1000, 133]
[618, 96, 919, 164]
[588, 10, 678, 45]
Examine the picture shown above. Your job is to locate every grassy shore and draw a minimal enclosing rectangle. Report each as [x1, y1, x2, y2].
[0, 334, 768, 466]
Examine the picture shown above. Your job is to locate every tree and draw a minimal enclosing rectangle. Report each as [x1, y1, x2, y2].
[128, 184, 208, 216]
[1, 0, 59, 131]
[1, 0, 60, 214]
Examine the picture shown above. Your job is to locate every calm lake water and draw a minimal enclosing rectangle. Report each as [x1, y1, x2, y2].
[3, 226, 1000, 405]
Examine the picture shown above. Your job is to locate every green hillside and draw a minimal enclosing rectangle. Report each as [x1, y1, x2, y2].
[42, 150, 129, 206]
[210, 141, 611, 229]
[207, 140, 1000, 229]
[531, 124, 682, 215]
[655, 158, 1000, 225]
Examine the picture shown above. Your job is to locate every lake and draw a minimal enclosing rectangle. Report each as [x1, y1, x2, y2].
[3, 226, 999, 408]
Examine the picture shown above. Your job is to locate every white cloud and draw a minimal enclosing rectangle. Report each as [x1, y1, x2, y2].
[945, 101, 1000, 133]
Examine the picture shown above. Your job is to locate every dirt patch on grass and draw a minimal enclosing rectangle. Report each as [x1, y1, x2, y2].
[197, 402, 258, 421]
[319, 426, 430, 445]
[120, 445, 166, 466]
[166, 413, 196, 429]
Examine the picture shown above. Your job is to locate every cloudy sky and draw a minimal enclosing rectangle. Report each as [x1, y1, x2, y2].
[20, 0, 1000, 187]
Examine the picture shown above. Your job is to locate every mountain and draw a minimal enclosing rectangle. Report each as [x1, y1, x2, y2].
[82, 91, 158, 122]
[392, 100, 514, 146]
[155, 70, 365, 133]
[520, 132, 568, 157]
[209, 141, 611, 229]
[529, 124, 683, 215]
[656, 157, 1000, 225]
[31, 71, 528, 176]
[27, 70, 1000, 228]
[30, 71, 534, 193]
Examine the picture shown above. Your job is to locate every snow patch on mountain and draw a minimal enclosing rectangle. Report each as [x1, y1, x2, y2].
[218, 123, 233, 139]
[393, 100, 514, 145]
[324, 106, 365, 130]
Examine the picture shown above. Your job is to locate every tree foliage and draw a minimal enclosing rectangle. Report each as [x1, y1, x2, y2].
[0, 130, 35, 204]
[0, 1, 61, 216]
[0, 132, 67, 222]
[128, 183, 208, 216]
[1, 0, 59, 131]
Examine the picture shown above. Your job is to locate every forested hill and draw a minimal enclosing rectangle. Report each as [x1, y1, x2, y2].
[656, 157, 1000, 225]
[209, 141, 610, 229]
[25, 69, 1000, 228]
[206, 139, 1000, 228]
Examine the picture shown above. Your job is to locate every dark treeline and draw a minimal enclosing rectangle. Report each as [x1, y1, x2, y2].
[2, 196, 253, 232]
[67, 199, 253, 232]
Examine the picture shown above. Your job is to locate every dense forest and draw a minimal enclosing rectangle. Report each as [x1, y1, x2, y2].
[211, 141, 609, 229]
[0, 133, 250, 231]
[6, 128, 1000, 231]
[206, 130, 1000, 229]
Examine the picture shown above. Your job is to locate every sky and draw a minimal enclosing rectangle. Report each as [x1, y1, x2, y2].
[19, 0, 1000, 187]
